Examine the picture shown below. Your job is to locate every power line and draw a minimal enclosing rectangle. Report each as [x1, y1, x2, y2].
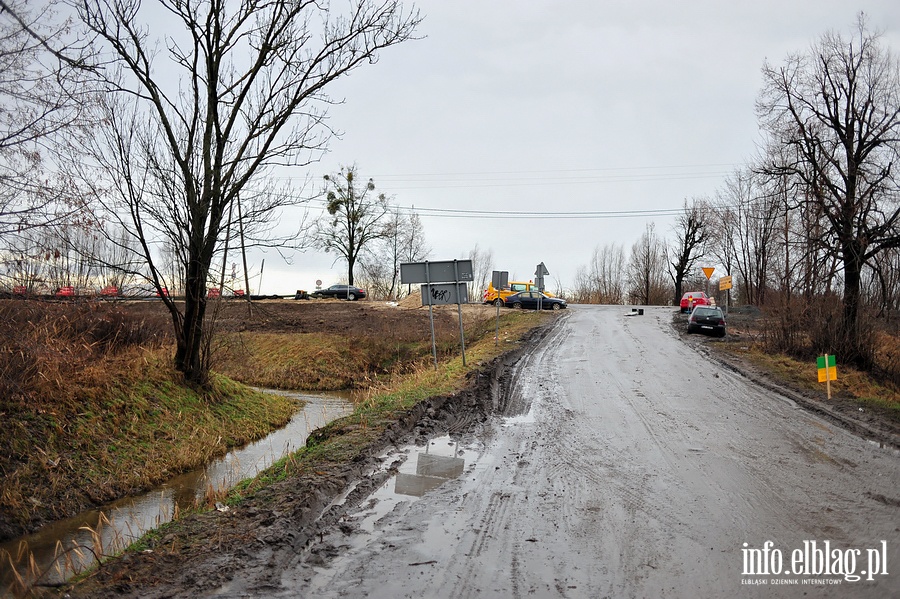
[276, 163, 741, 190]
[304, 197, 686, 220]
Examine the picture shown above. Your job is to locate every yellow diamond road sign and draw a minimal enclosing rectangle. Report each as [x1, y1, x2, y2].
[702, 267, 715, 280]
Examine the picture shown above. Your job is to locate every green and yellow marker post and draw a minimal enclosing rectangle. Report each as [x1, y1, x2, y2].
[817, 354, 837, 399]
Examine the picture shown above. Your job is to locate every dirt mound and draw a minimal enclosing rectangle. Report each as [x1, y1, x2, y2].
[397, 290, 422, 309]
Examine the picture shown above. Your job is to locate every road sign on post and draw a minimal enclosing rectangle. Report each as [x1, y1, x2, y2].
[718, 275, 733, 315]
[401, 260, 474, 284]
[492, 271, 509, 346]
[535, 263, 550, 310]
[491, 270, 508, 291]
[420, 283, 468, 305]
[401, 259, 473, 368]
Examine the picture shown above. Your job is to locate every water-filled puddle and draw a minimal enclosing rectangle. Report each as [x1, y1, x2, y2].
[337, 435, 478, 537]
[0, 391, 352, 594]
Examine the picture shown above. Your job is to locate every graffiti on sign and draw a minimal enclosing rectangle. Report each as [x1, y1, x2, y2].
[430, 287, 451, 303]
[420, 283, 468, 306]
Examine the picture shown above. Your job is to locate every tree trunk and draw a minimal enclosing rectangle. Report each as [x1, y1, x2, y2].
[841, 238, 865, 366]
[673, 277, 684, 306]
[175, 257, 210, 385]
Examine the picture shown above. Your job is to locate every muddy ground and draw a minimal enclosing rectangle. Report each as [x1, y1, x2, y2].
[59, 300, 551, 598]
[682, 308, 900, 447]
[55, 302, 900, 597]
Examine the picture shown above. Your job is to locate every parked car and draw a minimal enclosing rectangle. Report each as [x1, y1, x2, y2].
[686, 306, 726, 337]
[483, 281, 556, 305]
[503, 291, 567, 310]
[680, 291, 711, 313]
[311, 284, 367, 301]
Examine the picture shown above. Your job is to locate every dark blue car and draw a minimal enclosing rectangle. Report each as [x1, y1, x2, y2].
[503, 291, 567, 310]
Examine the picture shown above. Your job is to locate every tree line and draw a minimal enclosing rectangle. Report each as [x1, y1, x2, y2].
[572, 15, 900, 371]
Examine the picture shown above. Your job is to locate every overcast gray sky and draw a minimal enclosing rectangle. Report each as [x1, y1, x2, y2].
[256, 1, 900, 296]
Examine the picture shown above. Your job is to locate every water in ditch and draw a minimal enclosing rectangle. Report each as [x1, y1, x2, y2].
[0, 390, 353, 594]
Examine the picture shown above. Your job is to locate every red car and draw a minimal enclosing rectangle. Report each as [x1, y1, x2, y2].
[680, 291, 710, 313]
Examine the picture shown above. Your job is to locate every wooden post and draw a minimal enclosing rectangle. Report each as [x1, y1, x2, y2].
[825, 353, 832, 400]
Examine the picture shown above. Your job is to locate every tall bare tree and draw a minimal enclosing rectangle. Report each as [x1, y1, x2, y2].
[61, 1, 419, 384]
[667, 198, 710, 305]
[627, 223, 668, 305]
[757, 14, 900, 363]
[317, 165, 393, 286]
[0, 0, 91, 240]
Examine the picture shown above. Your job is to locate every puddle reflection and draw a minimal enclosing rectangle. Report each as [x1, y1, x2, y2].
[343, 435, 477, 537]
[394, 442, 466, 497]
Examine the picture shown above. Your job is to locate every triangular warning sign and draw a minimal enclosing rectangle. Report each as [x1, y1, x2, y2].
[702, 267, 715, 280]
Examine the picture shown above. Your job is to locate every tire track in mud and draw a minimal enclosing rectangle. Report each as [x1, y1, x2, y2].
[446, 318, 575, 599]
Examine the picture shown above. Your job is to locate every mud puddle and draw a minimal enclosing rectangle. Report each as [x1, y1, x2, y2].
[0, 391, 352, 594]
[297, 434, 485, 588]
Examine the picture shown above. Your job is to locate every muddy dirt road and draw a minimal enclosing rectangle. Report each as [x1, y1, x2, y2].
[181, 306, 900, 596]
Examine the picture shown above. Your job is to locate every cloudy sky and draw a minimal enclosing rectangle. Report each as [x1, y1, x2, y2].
[254, 0, 900, 296]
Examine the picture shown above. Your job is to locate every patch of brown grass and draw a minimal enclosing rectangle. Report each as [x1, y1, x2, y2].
[0, 300, 295, 544]
[726, 342, 900, 415]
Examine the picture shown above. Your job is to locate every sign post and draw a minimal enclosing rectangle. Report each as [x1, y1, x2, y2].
[492, 270, 509, 346]
[817, 354, 837, 399]
[454, 261, 467, 366]
[401, 260, 474, 369]
[718, 275, 733, 314]
[535, 262, 550, 312]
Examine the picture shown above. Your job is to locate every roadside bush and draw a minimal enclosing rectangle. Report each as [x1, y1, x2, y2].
[758, 295, 896, 389]
[0, 300, 170, 405]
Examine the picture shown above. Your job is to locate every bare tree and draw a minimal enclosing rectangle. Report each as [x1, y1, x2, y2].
[867, 247, 900, 317]
[364, 205, 428, 299]
[757, 14, 900, 364]
[0, 0, 92, 240]
[401, 209, 429, 295]
[577, 243, 626, 304]
[627, 223, 668, 305]
[667, 198, 711, 305]
[317, 166, 393, 286]
[63, 1, 420, 384]
[468, 243, 494, 303]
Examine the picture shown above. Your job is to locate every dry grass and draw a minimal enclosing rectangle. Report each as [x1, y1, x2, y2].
[229, 308, 547, 499]
[213, 303, 500, 390]
[0, 300, 297, 545]
[725, 340, 900, 415]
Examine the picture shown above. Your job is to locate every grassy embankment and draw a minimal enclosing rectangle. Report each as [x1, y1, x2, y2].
[0, 300, 545, 545]
[122, 306, 546, 562]
[725, 342, 900, 415]
[222, 307, 546, 503]
[0, 301, 298, 542]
